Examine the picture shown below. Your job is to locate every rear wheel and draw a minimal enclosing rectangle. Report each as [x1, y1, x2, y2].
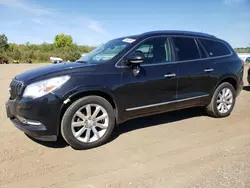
[206, 82, 236, 118]
[61, 96, 115, 149]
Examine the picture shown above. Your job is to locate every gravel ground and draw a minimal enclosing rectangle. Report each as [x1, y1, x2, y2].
[0, 64, 249, 188]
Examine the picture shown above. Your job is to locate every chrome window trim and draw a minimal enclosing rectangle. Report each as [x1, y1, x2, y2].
[125, 94, 209, 111]
[115, 35, 233, 69]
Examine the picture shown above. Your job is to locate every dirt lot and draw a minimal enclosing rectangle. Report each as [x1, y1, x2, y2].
[0, 64, 250, 188]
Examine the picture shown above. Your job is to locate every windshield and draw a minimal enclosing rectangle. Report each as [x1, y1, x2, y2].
[77, 37, 137, 64]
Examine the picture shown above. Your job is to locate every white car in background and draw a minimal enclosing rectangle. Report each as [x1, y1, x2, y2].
[50, 57, 63, 64]
[237, 53, 250, 62]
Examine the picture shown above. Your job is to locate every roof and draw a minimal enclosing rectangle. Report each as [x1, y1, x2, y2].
[140, 30, 217, 39]
[114, 30, 217, 43]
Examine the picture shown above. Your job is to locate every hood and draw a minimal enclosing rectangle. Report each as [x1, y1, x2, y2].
[15, 62, 96, 83]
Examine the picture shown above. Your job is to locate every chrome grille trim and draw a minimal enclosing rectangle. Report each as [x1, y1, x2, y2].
[9, 80, 24, 100]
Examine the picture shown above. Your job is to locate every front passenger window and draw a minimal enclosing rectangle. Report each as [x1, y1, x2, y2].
[135, 44, 153, 58]
[130, 37, 171, 65]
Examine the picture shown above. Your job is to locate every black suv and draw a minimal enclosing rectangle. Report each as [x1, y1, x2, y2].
[6, 31, 244, 149]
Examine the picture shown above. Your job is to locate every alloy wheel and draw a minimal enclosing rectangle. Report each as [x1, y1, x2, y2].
[216, 88, 233, 114]
[71, 104, 109, 143]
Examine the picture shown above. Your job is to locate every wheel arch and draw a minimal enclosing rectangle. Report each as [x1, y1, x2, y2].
[218, 76, 238, 91]
[59, 89, 119, 129]
[213, 75, 238, 95]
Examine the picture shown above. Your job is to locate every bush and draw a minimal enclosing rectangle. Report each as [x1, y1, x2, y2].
[0, 43, 95, 63]
[0, 33, 96, 63]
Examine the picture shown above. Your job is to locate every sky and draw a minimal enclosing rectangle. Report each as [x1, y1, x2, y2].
[0, 0, 249, 48]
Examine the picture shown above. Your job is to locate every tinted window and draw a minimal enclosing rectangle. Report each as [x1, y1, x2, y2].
[131, 37, 171, 64]
[199, 39, 231, 57]
[135, 44, 154, 58]
[172, 37, 200, 61]
[197, 41, 207, 58]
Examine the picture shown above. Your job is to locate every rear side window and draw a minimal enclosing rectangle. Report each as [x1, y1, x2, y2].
[199, 39, 231, 57]
[197, 40, 207, 58]
[172, 37, 200, 61]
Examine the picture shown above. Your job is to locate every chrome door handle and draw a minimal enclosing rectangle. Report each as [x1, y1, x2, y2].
[204, 68, 214, 72]
[164, 73, 176, 78]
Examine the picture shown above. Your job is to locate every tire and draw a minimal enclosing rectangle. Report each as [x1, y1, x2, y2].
[206, 82, 236, 118]
[61, 96, 116, 150]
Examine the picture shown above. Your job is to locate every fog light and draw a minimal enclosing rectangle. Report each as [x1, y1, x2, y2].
[16, 116, 42, 126]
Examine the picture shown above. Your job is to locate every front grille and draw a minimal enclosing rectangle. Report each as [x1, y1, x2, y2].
[9, 80, 24, 100]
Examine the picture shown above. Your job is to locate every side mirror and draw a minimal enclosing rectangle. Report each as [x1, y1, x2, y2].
[125, 51, 145, 66]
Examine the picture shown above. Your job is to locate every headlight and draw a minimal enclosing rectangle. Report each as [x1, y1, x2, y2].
[23, 76, 70, 99]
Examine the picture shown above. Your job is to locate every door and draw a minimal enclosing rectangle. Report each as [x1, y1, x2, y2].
[116, 36, 178, 118]
[171, 36, 217, 106]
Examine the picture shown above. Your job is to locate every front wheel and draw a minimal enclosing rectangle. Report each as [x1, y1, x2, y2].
[206, 82, 236, 118]
[61, 96, 116, 150]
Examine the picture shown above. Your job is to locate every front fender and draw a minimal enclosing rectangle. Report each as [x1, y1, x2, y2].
[57, 85, 121, 124]
[63, 85, 116, 101]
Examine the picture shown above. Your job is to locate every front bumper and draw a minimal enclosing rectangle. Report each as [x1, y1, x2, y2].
[5, 93, 62, 141]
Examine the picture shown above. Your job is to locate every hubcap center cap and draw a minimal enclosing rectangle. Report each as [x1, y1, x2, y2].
[86, 119, 94, 128]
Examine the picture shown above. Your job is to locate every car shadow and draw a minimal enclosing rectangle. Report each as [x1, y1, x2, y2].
[25, 134, 68, 149]
[243, 86, 250, 91]
[109, 107, 206, 143]
[25, 107, 206, 149]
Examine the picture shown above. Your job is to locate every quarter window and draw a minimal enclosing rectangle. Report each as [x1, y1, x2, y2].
[172, 37, 200, 61]
[199, 39, 231, 57]
[131, 37, 171, 64]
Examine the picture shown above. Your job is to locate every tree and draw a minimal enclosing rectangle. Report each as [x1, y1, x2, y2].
[24, 50, 35, 60]
[8, 43, 21, 60]
[54, 34, 73, 48]
[40, 42, 54, 52]
[12, 48, 21, 60]
[60, 45, 81, 61]
[235, 47, 250, 53]
[0, 34, 8, 50]
[0, 33, 96, 63]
